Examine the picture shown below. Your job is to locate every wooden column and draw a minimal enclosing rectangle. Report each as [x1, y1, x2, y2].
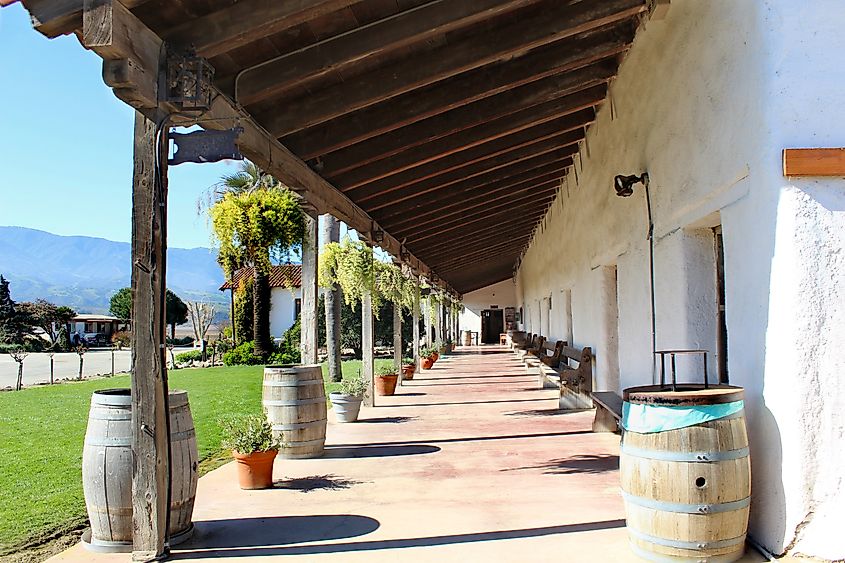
[362, 289, 374, 407]
[413, 278, 421, 370]
[130, 112, 170, 561]
[320, 214, 342, 382]
[424, 296, 432, 347]
[300, 214, 319, 364]
[393, 303, 402, 381]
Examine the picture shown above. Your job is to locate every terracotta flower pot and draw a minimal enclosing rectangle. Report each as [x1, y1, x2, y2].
[375, 374, 399, 395]
[421, 358, 434, 370]
[431, 352, 439, 363]
[403, 364, 415, 380]
[232, 450, 277, 490]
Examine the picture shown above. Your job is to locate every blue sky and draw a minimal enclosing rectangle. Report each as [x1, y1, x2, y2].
[0, 3, 235, 250]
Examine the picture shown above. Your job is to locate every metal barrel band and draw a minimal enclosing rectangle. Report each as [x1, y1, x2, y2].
[621, 491, 750, 514]
[263, 398, 326, 406]
[629, 542, 746, 563]
[621, 445, 749, 463]
[272, 421, 325, 431]
[84, 437, 132, 447]
[284, 438, 325, 447]
[263, 379, 325, 387]
[88, 413, 133, 421]
[170, 428, 196, 442]
[628, 527, 747, 551]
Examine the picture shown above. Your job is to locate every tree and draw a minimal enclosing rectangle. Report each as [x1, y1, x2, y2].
[0, 275, 25, 345]
[166, 290, 189, 340]
[210, 183, 304, 358]
[109, 287, 132, 320]
[233, 276, 254, 343]
[8, 348, 28, 391]
[17, 299, 76, 350]
[320, 215, 343, 382]
[187, 301, 215, 361]
[110, 287, 189, 340]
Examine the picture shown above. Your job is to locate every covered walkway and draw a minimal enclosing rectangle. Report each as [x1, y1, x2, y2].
[51, 348, 764, 562]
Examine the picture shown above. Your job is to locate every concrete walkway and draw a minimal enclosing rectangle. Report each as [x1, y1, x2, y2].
[50, 346, 766, 562]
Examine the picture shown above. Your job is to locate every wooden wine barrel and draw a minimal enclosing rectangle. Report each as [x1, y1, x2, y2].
[620, 385, 750, 562]
[263, 364, 327, 459]
[82, 389, 198, 552]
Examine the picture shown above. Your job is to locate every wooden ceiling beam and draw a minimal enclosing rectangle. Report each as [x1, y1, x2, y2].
[21, 0, 150, 37]
[162, 0, 360, 59]
[392, 186, 559, 239]
[384, 173, 564, 233]
[285, 59, 615, 161]
[263, 25, 632, 139]
[407, 197, 556, 244]
[320, 89, 601, 180]
[451, 271, 516, 294]
[412, 214, 542, 255]
[376, 161, 570, 223]
[366, 151, 574, 212]
[343, 126, 583, 200]
[259, 0, 643, 133]
[331, 107, 594, 189]
[437, 240, 530, 269]
[230, 0, 542, 104]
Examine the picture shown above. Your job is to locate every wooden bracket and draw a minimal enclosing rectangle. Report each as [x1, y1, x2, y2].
[648, 0, 670, 20]
[783, 148, 845, 177]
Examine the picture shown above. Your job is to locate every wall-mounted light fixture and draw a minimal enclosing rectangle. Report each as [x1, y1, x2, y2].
[614, 173, 649, 198]
[372, 229, 384, 244]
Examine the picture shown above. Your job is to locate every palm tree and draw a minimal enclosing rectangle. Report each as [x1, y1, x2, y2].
[320, 215, 342, 382]
[208, 162, 304, 358]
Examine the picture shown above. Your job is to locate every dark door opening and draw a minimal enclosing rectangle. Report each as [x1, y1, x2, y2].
[481, 309, 505, 344]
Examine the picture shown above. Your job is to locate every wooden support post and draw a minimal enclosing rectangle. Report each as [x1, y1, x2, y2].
[413, 278, 421, 370]
[393, 302, 402, 381]
[362, 289, 374, 407]
[320, 214, 342, 382]
[300, 214, 319, 364]
[424, 296, 432, 347]
[130, 111, 170, 561]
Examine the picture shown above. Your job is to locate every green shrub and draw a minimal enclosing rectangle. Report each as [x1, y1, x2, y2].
[376, 363, 398, 376]
[175, 350, 204, 364]
[111, 330, 131, 348]
[166, 336, 194, 346]
[337, 374, 367, 397]
[222, 341, 264, 366]
[219, 414, 279, 454]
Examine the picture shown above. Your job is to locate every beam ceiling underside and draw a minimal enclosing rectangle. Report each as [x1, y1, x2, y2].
[29, 0, 644, 294]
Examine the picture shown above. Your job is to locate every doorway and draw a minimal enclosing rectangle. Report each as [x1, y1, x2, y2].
[713, 226, 729, 383]
[481, 309, 504, 344]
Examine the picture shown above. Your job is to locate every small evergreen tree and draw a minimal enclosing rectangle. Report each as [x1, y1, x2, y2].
[0, 276, 24, 345]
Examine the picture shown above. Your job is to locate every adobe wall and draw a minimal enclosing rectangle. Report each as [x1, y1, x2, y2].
[514, 1, 845, 558]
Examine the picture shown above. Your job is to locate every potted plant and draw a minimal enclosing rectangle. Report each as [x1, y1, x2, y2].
[402, 357, 416, 380]
[421, 346, 436, 370]
[220, 414, 280, 490]
[443, 338, 454, 354]
[375, 364, 399, 396]
[330, 373, 367, 423]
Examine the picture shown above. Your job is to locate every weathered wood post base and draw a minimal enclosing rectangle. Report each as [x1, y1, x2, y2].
[130, 111, 170, 562]
[301, 214, 319, 364]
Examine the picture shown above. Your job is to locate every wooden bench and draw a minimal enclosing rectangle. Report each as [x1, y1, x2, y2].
[531, 340, 565, 388]
[515, 334, 542, 360]
[521, 335, 547, 371]
[555, 346, 594, 410]
[590, 391, 623, 433]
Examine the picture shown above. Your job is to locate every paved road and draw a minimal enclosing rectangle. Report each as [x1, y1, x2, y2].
[0, 347, 193, 389]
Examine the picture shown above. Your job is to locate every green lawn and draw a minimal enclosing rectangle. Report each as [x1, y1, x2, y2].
[0, 359, 392, 553]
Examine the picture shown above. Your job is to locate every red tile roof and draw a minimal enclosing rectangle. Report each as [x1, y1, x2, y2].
[219, 264, 302, 291]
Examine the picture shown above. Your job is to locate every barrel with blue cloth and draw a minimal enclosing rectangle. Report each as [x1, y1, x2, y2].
[620, 384, 750, 562]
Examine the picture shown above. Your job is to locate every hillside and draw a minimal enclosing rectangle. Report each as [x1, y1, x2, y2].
[0, 226, 227, 314]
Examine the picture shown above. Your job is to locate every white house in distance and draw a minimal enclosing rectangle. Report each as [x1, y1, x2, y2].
[219, 264, 302, 339]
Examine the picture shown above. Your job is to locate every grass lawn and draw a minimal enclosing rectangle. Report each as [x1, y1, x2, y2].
[0, 359, 392, 553]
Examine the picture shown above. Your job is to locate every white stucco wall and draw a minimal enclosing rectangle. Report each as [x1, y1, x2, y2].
[270, 287, 301, 339]
[514, 1, 845, 559]
[459, 279, 517, 336]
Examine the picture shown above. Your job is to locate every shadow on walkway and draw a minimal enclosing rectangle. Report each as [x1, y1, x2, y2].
[355, 416, 417, 424]
[331, 429, 593, 449]
[273, 474, 364, 493]
[391, 397, 552, 408]
[176, 515, 380, 555]
[322, 444, 441, 458]
[501, 454, 620, 475]
[174, 519, 625, 558]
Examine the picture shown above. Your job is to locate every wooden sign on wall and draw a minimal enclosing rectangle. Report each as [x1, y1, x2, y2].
[783, 148, 845, 177]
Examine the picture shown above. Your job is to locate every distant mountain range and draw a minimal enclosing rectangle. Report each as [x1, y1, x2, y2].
[0, 226, 227, 314]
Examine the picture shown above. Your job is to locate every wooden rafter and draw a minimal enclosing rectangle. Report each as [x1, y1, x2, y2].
[285, 60, 616, 161]
[256, 0, 643, 135]
[227, 0, 542, 103]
